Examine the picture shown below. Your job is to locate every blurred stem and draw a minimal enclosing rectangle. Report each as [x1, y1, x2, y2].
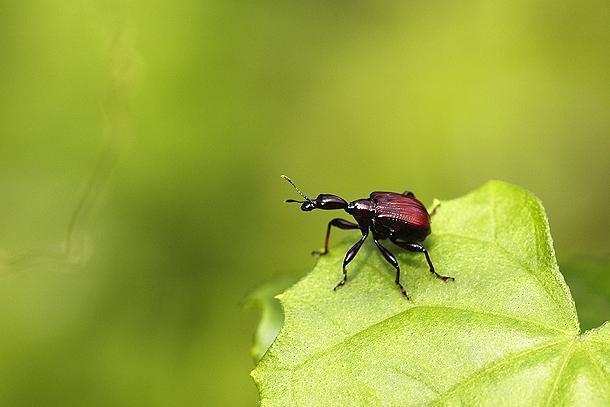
[1, 27, 140, 272]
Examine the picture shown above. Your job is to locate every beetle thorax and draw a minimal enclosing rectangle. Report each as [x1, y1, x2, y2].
[346, 198, 374, 218]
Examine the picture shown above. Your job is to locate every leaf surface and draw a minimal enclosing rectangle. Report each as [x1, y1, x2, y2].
[246, 275, 298, 362]
[252, 181, 610, 406]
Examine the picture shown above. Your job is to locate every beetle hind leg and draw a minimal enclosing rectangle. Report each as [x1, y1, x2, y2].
[428, 202, 441, 217]
[391, 239, 454, 282]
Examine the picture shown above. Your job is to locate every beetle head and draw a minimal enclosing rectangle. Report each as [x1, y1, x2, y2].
[282, 175, 347, 212]
[285, 199, 316, 211]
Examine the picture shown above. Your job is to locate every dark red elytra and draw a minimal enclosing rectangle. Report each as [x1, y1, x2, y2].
[282, 175, 454, 299]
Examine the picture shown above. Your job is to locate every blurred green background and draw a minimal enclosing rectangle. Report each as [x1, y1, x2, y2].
[0, 1, 608, 405]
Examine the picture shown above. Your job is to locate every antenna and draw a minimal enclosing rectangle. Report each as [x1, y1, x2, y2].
[281, 175, 311, 202]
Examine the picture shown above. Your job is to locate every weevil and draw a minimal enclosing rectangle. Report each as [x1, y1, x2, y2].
[282, 175, 453, 299]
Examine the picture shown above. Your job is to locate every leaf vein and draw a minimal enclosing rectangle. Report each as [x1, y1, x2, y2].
[544, 340, 576, 407]
[434, 231, 569, 330]
[582, 346, 610, 384]
[432, 339, 569, 404]
[362, 364, 441, 395]
[280, 304, 567, 373]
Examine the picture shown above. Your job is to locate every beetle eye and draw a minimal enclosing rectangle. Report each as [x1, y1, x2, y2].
[301, 201, 315, 211]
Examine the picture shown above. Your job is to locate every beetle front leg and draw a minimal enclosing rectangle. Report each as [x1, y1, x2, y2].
[334, 228, 369, 291]
[373, 238, 409, 299]
[391, 240, 454, 282]
[312, 218, 359, 256]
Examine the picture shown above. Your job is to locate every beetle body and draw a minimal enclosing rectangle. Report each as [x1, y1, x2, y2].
[362, 192, 431, 242]
[282, 176, 453, 299]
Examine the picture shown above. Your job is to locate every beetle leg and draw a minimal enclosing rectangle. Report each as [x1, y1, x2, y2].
[429, 202, 441, 217]
[402, 191, 415, 198]
[373, 238, 409, 299]
[312, 218, 359, 256]
[334, 228, 369, 291]
[391, 240, 454, 282]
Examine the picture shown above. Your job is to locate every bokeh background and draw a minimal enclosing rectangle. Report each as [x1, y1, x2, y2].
[0, 1, 608, 405]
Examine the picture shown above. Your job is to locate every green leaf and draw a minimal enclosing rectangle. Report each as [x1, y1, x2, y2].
[251, 181, 610, 406]
[245, 275, 298, 362]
